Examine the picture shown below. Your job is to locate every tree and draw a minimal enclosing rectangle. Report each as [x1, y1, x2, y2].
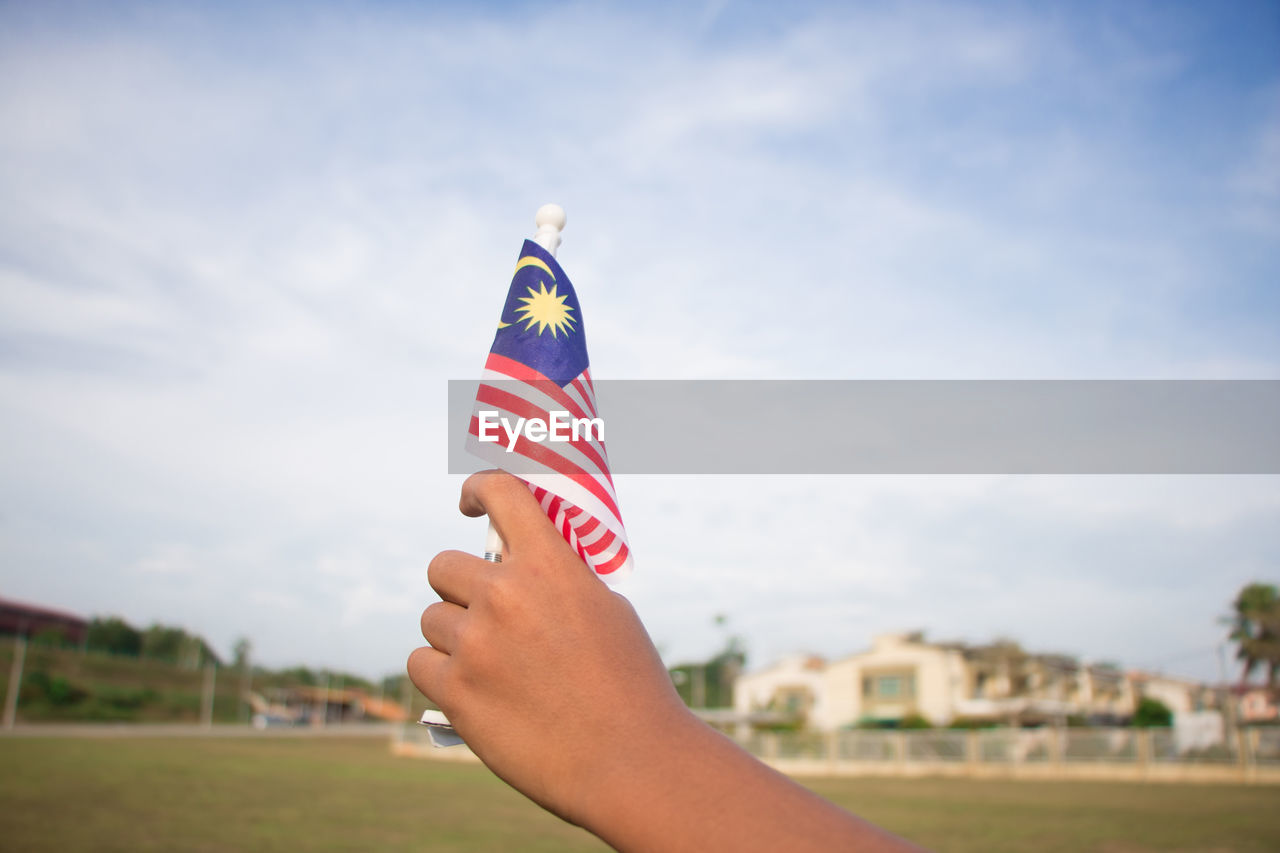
[139, 624, 221, 669]
[1226, 582, 1280, 689]
[141, 624, 189, 663]
[1132, 697, 1172, 728]
[276, 666, 319, 686]
[86, 617, 142, 655]
[232, 637, 252, 671]
[668, 616, 748, 709]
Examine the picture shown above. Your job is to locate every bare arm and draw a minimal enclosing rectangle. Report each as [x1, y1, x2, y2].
[407, 471, 922, 852]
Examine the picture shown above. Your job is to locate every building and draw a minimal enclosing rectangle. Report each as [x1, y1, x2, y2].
[0, 597, 88, 646]
[247, 687, 411, 726]
[1236, 686, 1279, 724]
[1129, 671, 1218, 716]
[824, 632, 969, 728]
[735, 632, 1217, 732]
[732, 654, 827, 726]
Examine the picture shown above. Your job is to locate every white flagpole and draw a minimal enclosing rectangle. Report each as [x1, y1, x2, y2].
[422, 205, 567, 748]
[483, 203, 566, 564]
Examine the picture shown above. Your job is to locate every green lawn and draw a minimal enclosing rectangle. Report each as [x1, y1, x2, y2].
[1, 735, 1277, 852]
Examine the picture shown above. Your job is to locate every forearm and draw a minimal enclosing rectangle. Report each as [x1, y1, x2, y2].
[579, 709, 920, 852]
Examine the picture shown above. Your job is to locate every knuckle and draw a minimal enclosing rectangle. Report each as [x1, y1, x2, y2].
[483, 569, 522, 616]
[405, 646, 427, 678]
[426, 550, 456, 581]
[419, 602, 443, 638]
[468, 468, 517, 492]
[463, 469, 525, 512]
[427, 550, 473, 597]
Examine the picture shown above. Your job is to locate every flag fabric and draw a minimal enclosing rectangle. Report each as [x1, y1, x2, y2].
[466, 239, 632, 579]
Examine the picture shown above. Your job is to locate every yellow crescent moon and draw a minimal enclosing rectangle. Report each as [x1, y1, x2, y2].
[499, 256, 555, 329]
[513, 255, 555, 280]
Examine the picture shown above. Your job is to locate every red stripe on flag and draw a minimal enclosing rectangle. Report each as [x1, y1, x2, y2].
[581, 531, 617, 558]
[573, 513, 598, 538]
[467, 416, 623, 524]
[484, 354, 598, 423]
[483, 352, 553, 384]
[477, 356, 628, 578]
[474, 385, 612, 480]
[529, 481, 624, 568]
[593, 544, 630, 575]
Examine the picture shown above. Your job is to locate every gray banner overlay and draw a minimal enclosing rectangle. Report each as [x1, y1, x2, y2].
[447, 380, 1280, 474]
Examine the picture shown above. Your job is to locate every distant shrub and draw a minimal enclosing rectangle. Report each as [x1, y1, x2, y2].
[21, 670, 89, 707]
[21, 670, 52, 699]
[948, 717, 996, 730]
[95, 685, 161, 711]
[754, 719, 805, 733]
[1132, 697, 1173, 728]
[898, 713, 934, 730]
[31, 628, 72, 648]
[857, 714, 933, 730]
[77, 698, 140, 722]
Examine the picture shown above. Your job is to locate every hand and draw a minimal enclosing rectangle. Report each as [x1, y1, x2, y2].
[406, 470, 688, 828]
[408, 471, 922, 852]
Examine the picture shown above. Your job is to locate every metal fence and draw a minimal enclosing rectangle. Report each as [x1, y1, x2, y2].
[393, 723, 1280, 782]
[734, 726, 1280, 781]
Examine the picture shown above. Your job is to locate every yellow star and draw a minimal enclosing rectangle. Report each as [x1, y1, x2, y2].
[514, 282, 576, 337]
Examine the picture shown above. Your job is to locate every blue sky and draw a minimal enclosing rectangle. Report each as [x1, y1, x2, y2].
[1, 0, 1277, 683]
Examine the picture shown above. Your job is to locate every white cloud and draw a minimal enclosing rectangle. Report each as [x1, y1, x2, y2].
[0, 1, 1275, 682]
[130, 544, 201, 577]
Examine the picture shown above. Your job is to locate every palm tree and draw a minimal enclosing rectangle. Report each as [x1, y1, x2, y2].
[1226, 583, 1280, 689]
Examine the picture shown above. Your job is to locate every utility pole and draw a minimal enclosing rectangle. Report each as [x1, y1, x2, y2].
[238, 657, 251, 725]
[235, 638, 252, 724]
[201, 661, 216, 729]
[315, 672, 330, 727]
[1218, 644, 1238, 746]
[4, 634, 27, 729]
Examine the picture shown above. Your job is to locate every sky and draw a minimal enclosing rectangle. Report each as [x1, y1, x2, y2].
[1, 0, 1277, 685]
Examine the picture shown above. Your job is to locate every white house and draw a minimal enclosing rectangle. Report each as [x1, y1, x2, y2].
[734, 632, 969, 730]
[823, 632, 969, 728]
[734, 631, 1220, 733]
[732, 653, 828, 726]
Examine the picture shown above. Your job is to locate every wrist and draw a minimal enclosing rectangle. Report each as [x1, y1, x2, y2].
[573, 703, 743, 852]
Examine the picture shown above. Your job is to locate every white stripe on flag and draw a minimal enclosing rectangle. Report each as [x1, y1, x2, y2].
[468, 367, 632, 579]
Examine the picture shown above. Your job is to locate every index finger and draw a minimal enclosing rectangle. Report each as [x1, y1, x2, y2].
[459, 470, 576, 561]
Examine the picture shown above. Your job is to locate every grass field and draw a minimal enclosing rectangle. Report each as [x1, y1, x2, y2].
[2, 734, 1278, 852]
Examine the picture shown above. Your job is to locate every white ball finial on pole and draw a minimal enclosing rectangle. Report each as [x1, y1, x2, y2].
[533, 203, 566, 256]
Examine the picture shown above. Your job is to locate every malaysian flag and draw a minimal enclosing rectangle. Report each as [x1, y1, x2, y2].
[466, 238, 632, 579]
